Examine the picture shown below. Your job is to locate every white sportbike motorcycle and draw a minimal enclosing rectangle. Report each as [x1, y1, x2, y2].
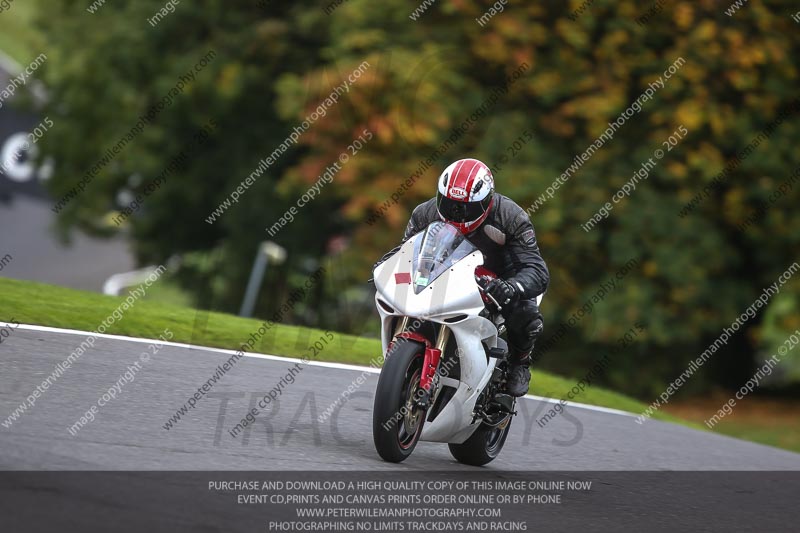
[371, 221, 541, 465]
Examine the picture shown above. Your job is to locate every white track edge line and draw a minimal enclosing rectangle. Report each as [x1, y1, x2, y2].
[7, 323, 635, 418]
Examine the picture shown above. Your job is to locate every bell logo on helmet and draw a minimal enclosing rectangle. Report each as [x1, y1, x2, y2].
[449, 186, 468, 199]
[436, 157, 496, 235]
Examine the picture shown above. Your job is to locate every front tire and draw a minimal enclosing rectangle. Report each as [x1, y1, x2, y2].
[372, 340, 427, 463]
[448, 417, 513, 466]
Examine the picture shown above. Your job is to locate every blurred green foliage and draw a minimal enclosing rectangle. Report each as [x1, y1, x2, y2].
[0, 0, 41, 64]
[29, 0, 800, 397]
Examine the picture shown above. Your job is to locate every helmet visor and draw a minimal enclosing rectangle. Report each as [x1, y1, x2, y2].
[436, 193, 492, 224]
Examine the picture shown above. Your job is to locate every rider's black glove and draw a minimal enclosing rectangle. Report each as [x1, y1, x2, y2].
[486, 278, 520, 306]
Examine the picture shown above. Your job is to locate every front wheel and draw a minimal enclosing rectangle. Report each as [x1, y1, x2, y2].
[372, 340, 428, 463]
[448, 416, 513, 466]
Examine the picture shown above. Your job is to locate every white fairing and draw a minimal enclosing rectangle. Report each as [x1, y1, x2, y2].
[373, 231, 501, 444]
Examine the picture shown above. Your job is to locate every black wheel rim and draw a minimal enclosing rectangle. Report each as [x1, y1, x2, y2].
[485, 416, 511, 456]
[397, 357, 425, 450]
[486, 427, 503, 452]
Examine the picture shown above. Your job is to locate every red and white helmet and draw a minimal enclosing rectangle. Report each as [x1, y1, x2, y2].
[436, 158, 495, 234]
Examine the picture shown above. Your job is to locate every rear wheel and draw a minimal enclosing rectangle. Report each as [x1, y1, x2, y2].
[448, 416, 513, 466]
[372, 340, 428, 463]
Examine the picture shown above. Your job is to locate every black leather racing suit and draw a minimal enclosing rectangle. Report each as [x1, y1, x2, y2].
[380, 193, 549, 359]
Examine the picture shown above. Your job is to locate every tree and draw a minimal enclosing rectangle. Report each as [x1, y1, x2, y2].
[36, 0, 800, 395]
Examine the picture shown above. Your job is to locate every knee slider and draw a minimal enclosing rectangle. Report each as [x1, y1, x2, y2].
[528, 317, 544, 339]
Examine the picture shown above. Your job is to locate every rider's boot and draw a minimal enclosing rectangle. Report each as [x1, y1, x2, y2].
[506, 352, 531, 397]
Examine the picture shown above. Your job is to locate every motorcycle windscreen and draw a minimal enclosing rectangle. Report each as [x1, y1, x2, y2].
[411, 222, 478, 295]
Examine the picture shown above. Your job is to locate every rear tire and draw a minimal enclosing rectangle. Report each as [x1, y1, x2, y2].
[372, 340, 427, 463]
[448, 417, 513, 466]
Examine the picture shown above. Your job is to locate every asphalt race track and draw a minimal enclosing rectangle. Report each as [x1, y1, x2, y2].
[2, 325, 800, 532]
[2, 325, 800, 471]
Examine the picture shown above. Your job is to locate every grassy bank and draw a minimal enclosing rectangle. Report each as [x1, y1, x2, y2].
[2, 277, 678, 423]
[665, 396, 800, 454]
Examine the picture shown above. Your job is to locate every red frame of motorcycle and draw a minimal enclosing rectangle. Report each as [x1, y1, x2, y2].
[394, 332, 440, 391]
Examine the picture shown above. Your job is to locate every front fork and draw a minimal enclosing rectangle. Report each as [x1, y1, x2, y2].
[393, 321, 450, 408]
[421, 325, 449, 390]
[417, 325, 448, 408]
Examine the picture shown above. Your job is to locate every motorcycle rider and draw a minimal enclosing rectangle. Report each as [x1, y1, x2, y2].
[376, 158, 548, 397]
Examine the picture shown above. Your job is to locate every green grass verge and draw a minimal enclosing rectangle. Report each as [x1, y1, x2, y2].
[0, 277, 682, 424]
[664, 398, 800, 454]
[712, 422, 800, 454]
